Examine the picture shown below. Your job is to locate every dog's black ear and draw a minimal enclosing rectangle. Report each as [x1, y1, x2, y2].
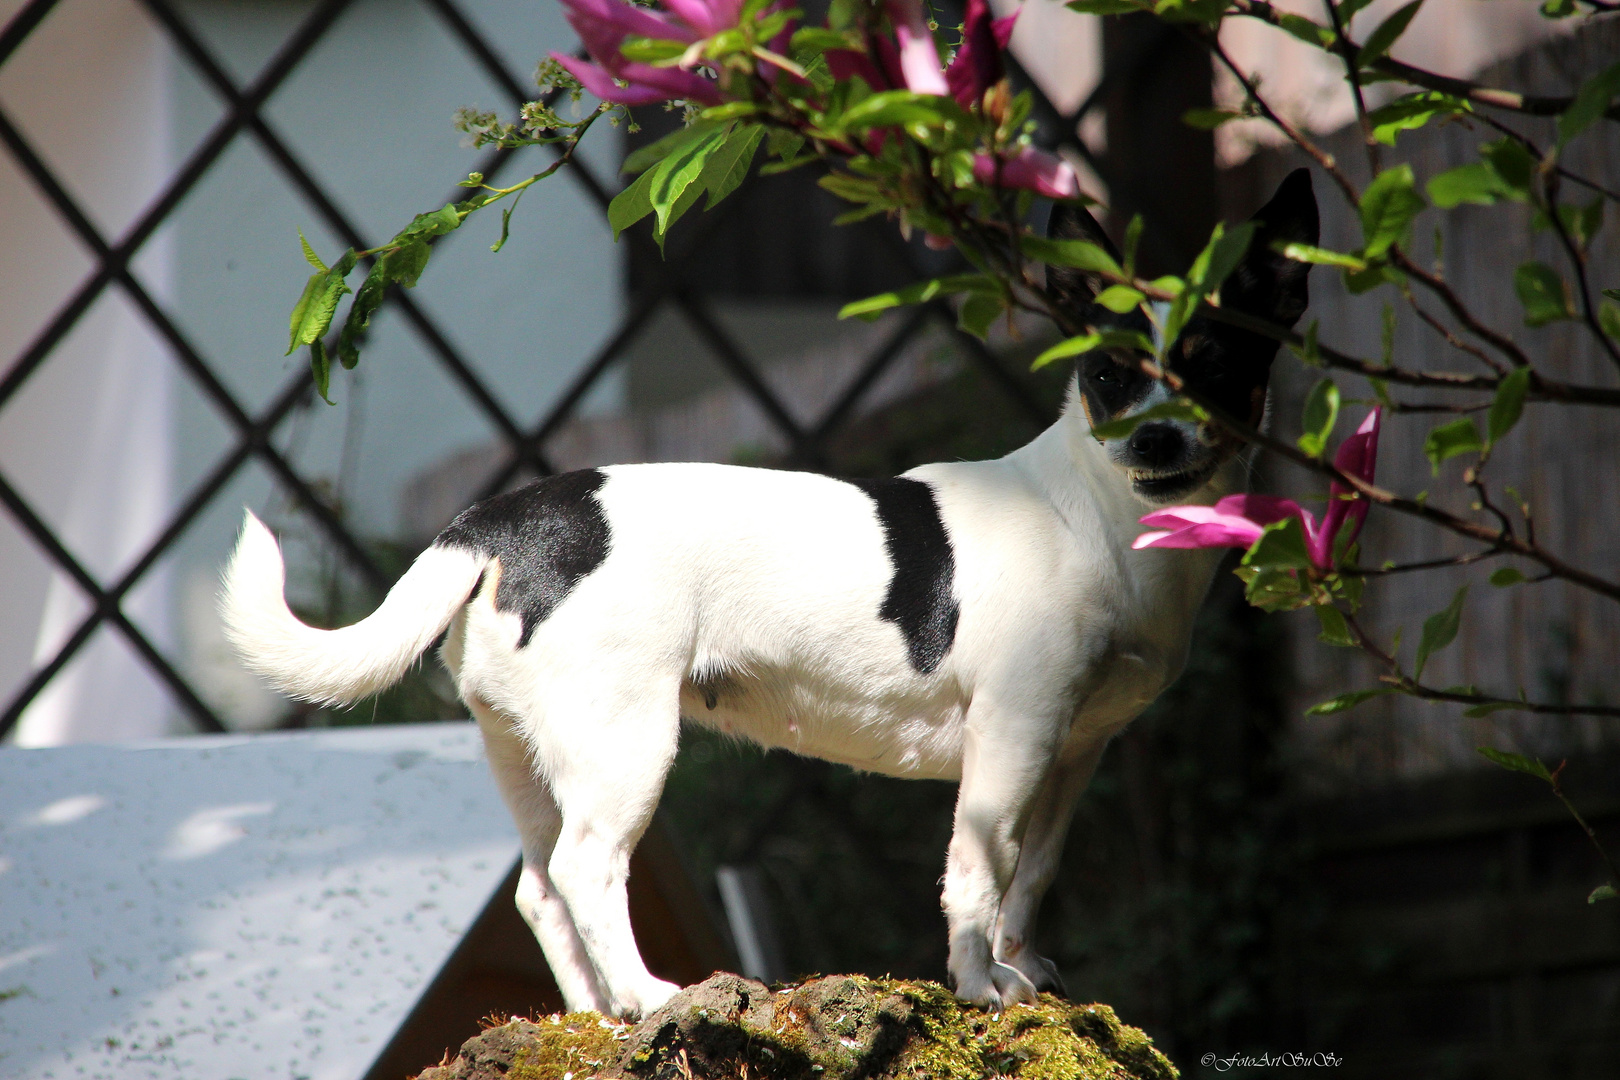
[1220, 168, 1319, 329]
[1046, 201, 1123, 312]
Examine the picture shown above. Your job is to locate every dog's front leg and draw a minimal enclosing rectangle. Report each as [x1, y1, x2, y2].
[942, 708, 1063, 1011]
[993, 736, 1110, 996]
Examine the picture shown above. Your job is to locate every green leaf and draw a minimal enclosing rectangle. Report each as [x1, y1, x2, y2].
[299, 230, 328, 272]
[1604, 288, 1620, 302]
[1557, 59, 1620, 145]
[1481, 138, 1536, 198]
[1316, 604, 1358, 646]
[622, 120, 722, 176]
[1195, 221, 1257, 296]
[1298, 378, 1341, 457]
[1182, 108, 1241, 129]
[837, 274, 999, 320]
[1427, 162, 1510, 208]
[309, 338, 333, 405]
[1242, 516, 1314, 572]
[1276, 242, 1367, 270]
[957, 292, 1004, 341]
[1475, 745, 1552, 781]
[608, 166, 658, 239]
[1414, 585, 1467, 680]
[699, 124, 765, 210]
[1487, 366, 1531, 445]
[1023, 236, 1124, 278]
[1032, 333, 1101, 371]
[1305, 688, 1393, 715]
[286, 249, 357, 356]
[1360, 165, 1425, 259]
[837, 90, 953, 134]
[401, 203, 462, 240]
[1275, 12, 1334, 48]
[789, 26, 856, 54]
[1423, 417, 1482, 474]
[1600, 300, 1620, 341]
[1589, 884, 1619, 904]
[1365, 90, 1467, 146]
[1357, 0, 1424, 68]
[648, 124, 731, 238]
[1514, 261, 1575, 327]
[1094, 285, 1146, 314]
[1090, 399, 1206, 440]
[1489, 567, 1528, 587]
[1064, 0, 1145, 13]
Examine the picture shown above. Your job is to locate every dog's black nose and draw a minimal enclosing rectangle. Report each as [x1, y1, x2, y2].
[1128, 424, 1184, 469]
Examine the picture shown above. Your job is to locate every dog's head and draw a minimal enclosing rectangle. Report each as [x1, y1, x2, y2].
[1047, 169, 1319, 504]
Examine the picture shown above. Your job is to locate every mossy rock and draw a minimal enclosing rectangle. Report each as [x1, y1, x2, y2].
[415, 973, 1177, 1080]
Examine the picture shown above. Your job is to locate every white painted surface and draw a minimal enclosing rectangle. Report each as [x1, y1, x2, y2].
[0, 722, 519, 1080]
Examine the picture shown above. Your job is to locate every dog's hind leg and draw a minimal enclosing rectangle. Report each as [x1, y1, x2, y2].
[531, 671, 683, 1019]
[993, 737, 1108, 997]
[471, 697, 610, 1014]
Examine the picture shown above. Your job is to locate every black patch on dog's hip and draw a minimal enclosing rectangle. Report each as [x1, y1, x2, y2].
[435, 469, 611, 648]
[846, 478, 959, 674]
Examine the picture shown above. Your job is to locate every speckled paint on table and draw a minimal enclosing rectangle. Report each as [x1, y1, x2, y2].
[0, 723, 520, 1080]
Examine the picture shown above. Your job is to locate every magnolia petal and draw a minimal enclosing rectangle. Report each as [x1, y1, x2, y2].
[1138, 505, 1232, 530]
[972, 147, 1079, 199]
[1332, 406, 1382, 486]
[1212, 494, 1308, 528]
[825, 47, 890, 90]
[885, 0, 949, 94]
[1131, 531, 1174, 550]
[1318, 407, 1381, 567]
[551, 52, 715, 105]
[558, 0, 699, 43]
[945, 0, 1016, 109]
[616, 60, 723, 104]
[1134, 520, 1267, 551]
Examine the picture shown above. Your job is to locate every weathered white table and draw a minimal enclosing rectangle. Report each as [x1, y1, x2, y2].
[0, 723, 520, 1080]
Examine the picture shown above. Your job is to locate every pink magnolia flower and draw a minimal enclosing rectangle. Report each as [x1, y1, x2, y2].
[946, 0, 1019, 109]
[885, 0, 950, 96]
[550, 0, 726, 106]
[1133, 408, 1383, 570]
[972, 145, 1080, 199]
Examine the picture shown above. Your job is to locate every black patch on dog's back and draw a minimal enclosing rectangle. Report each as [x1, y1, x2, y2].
[846, 478, 959, 674]
[435, 469, 611, 648]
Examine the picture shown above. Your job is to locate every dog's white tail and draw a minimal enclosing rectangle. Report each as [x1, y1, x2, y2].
[219, 511, 486, 706]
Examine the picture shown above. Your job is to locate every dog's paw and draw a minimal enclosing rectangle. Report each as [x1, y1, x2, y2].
[991, 961, 1041, 1008]
[951, 962, 1040, 1012]
[612, 976, 681, 1020]
[1005, 951, 1068, 997]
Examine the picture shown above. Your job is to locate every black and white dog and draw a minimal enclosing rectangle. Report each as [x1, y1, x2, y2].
[222, 170, 1317, 1018]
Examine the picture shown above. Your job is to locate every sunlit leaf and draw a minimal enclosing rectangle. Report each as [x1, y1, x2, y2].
[1298, 378, 1341, 457]
[1422, 417, 1482, 474]
[1360, 164, 1425, 259]
[1305, 688, 1394, 715]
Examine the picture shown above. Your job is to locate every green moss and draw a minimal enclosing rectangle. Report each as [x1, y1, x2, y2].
[475, 1011, 628, 1080]
[426, 977, 1177, 1080]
